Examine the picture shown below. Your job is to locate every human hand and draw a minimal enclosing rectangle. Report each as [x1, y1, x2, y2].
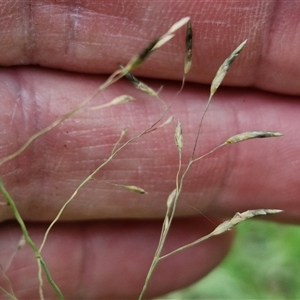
[0, 1, 299, 299]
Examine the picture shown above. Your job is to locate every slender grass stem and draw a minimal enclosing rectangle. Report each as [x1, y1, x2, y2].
[0, 179, 64, 300]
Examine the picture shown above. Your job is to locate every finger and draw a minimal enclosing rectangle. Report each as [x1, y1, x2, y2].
[0, 217, 232, 299]
[1, 1, 300, 95]
[0, 68, 299, 223]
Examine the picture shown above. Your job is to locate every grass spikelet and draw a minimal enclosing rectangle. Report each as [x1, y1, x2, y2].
[210, 39, 247, 97]
[184, 20, 193, 75]
[124, 38, 161, 72]
[151, 34, 175, 51]
[120, 65, 167, 108]
[192, 131, 284, 163]
[174, 121, 183, 153]
[166, 188, 177, 209]
[191, 40, 248, 159]
[89, 95, 135, 111]
[103, 182, 147, 194]
[124, 17, 190, 72]
[158, 115, 174, 128]
[111, 127, 128, 154]
[121, 66, 162, 97]
[210, 209, 283, 236]
[121, 185, 147, 194]
[109, 94, 135, 105]
[225, 131, 284, 144]
[160, 209, 283, 259]
[166, 16, 190, 35]
[176, 20, 193, 95]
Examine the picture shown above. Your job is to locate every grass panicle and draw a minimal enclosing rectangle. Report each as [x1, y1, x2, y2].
[138, 36, 283, 300]
[0, 16, 285, 300]
[0, 17, 190, 299]
[225, 131, 284, 144]
[102, 181, 148, 195]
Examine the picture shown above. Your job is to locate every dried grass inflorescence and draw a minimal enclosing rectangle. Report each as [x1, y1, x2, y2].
[225, 131, 283, 144]
[0, 16, 284, 300]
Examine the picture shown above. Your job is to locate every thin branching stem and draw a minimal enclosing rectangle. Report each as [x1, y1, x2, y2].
[160, 209, 283, 259]
[40, 108, 169, 252]
[0, 286, 17, 300]
[0, 179, 64, 300]
[0, 68, 127, 169]
[0, 269, 18, 300]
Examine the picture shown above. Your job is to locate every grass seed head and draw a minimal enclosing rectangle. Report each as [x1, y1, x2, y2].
[121, 185, 148, 194]
[174, 121, 183, 153]
[166, 16, 190, 35]
[121, 65, 161, 97]
[210, 39, 247, 96]
[184, 20, 193, 75]
[124, 17, 190, 72]
[166, 188, 177, 208]
[226, 131, 284, 144]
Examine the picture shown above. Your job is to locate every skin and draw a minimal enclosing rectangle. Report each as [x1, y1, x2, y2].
[0, 0, 300, 299]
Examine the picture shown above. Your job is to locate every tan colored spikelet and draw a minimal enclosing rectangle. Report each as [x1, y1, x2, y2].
[17, 234, 26, 250]
[174, 121, 183, 153]
[176, 20, 193, 96]
[124, 17, 190, 72]
[225, 131, 284, 144]
[190, 40, 247, 159]
[210, 39, 247, 97]
[166, 16, 190, 35]
[120, 127, 128, 138]
[135, 82, 161, 97]
[159, 209, 283, 260]
[166, 188, 177, 208]
[151, 34, 175, 51]
[211, 209, 283, 236]
[121, 185, 148, 194]
[158, 115, 174, 128]
[120, 65, 162, 97]
[104, 181, 147, 194]
[111, 127, 129, 154]
[124, 38, 160, 72]
[164, 215, 170, 228]
[89, 95, 135, 111]
[109, 95, 135, 106]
